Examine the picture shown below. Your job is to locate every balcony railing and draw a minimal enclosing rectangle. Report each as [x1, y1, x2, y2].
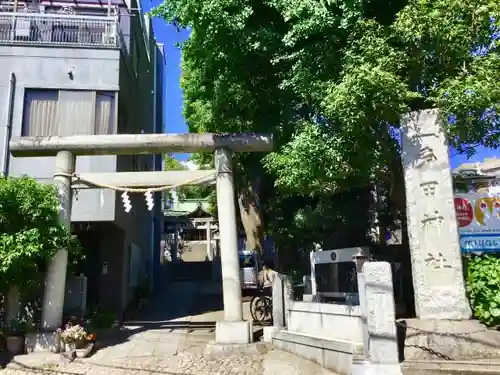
[0, 12, 119, 48]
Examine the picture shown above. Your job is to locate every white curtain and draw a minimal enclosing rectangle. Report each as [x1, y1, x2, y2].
[23, 91, 59, 136]
[95, 93, 114, 134]
[24, 90, 115, 136]
[58, 90, 94, 135]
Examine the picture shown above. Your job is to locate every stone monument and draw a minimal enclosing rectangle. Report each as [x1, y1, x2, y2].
[400, 109, 500, 360]
[401, 109, 471, 320]
[351, 262, 402, 375]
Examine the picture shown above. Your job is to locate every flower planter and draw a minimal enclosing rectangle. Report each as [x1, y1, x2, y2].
[65, 338, 88, 350]
[6, 335, 25, 355]
[74, 338, 88, 350]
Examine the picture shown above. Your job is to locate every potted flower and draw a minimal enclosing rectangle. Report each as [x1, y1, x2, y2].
[58, 323, 89, 350]
[5, 315, 35, 355]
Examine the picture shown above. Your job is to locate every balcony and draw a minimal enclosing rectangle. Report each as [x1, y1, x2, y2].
[0, 12, 119, 48]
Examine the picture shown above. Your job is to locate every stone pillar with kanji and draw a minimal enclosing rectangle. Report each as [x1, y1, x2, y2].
[398, 110, 500, 361]
[401, 109, 471, 320]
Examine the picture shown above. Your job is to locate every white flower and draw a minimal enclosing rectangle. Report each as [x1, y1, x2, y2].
[59, 324, 87, 343]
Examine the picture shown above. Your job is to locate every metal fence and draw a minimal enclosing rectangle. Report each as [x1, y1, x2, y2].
[0, 12, 119, 47]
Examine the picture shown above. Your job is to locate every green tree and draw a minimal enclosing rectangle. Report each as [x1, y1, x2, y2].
[0, 177, 81, 293]
[163, 154, 215, 201]
[152, 0, 500, 252]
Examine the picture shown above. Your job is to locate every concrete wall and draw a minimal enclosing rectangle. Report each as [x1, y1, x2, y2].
[97, 223, 127, 314]
[0, 46, 120, 222]
[0, 2, 164, 312]
[272, 330, 363, 375]
[112, 9, 161, 306]
[287, 301, 364, 343]
[271, 300, 364, 375]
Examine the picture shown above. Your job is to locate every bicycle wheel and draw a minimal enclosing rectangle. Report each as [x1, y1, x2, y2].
[264, 296, 273, 322]
[250, 295, 261, 322]
[252, 297, 269, 324]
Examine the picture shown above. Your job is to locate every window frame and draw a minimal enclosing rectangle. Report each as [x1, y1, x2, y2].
[22, 88, 118, 137]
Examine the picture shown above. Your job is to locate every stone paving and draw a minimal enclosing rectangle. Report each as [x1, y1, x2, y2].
[0, 281, 338, 375]
[0, 328, 336, 375]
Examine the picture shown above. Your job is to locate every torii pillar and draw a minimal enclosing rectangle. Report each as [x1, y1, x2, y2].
[10, 133, 273, 346]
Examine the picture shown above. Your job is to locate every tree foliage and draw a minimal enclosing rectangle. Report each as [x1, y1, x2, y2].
[466, 255, 500, 327]
[163, 154, 215, 202]
[152, 0, 500, 251]
[0, 177, 81, 292]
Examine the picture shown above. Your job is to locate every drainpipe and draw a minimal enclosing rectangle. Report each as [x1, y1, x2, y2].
[2, 73, 15, 177]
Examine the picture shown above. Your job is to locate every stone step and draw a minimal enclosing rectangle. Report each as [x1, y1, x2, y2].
[402, 360, 500, 374]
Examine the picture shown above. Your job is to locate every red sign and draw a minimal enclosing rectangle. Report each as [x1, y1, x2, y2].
[454, 198, 473, 227]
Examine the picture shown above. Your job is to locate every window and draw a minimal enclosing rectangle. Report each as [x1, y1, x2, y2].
[95, 92, 115, 135]
[22, 90, 59, 136]
[23, 89, 116, 136]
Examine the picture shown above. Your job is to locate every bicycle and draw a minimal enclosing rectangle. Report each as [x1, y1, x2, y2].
[250, 289, 273, 324]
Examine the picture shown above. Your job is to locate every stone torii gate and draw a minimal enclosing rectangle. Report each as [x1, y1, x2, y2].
[10, 133, 273, 346]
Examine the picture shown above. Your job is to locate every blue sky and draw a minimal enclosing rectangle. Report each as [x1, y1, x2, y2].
[147, 0, 191, 161]
[146, 2, 497, 168]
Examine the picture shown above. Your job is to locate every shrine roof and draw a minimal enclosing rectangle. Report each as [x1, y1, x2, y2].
[164, 199, 212, 218]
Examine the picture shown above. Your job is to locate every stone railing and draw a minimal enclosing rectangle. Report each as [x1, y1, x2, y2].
[267, 263, 402, 375]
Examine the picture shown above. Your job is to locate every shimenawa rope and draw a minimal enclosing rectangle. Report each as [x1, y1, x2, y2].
[53, 171, 216, 194]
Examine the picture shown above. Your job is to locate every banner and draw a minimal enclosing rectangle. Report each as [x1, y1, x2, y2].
[454, 192, 500, 253]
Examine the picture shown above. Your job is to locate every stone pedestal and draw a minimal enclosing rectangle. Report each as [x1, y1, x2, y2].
[262, 326, 277, 343]
[350, 361, 403, 375]
[364, 262, 401, 367]
[401, 319, 500, 360]
[25, 332, 61, 353]
[215, 321, 252, 344]
[282, 275, 293, 327]
[349, 262, 403, 374]
[263, 274, 285, 343]
[356, 268, 369, 360]
[272, 274, 284, 329]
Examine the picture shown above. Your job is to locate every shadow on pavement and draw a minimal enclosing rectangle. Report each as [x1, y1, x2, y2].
[91, 280, 222, 355]
[128, 280, 223, 322]
[0, 351, 13, 369]
[93, 320, 217, 355]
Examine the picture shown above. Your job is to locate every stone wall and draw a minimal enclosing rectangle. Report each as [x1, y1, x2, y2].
[287, 301, 364, 343]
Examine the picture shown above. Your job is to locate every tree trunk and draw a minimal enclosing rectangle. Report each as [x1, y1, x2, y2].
[387, 151, 409, 246]
[6, 285, 20, 322]
[389, 157, 407, 213]
[237, 180, 264, 255]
